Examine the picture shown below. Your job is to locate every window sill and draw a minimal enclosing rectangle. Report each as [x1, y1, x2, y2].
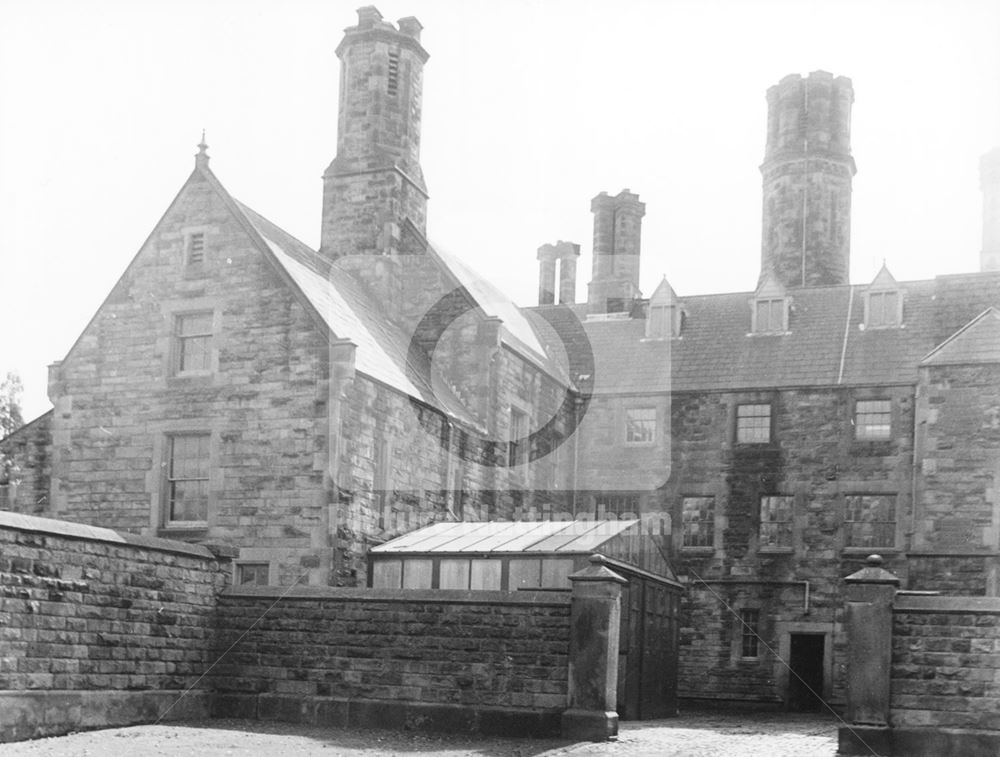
[758, 547, 794, 555]
[158, 524, 209, 540]
[849, 440, 895, 455]
[842, 547, 899, 555]
[680, 546, 716, 555]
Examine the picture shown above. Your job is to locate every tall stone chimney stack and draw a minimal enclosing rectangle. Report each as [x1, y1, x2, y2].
[760, 71, 855, 288]
[587, 190, 645, 313]
[980, 147, 1000, 272]
[320, 7, 429, 261]
[537, 241, 581, 305]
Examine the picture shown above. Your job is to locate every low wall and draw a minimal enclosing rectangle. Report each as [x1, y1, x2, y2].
[840, 585, 1000, 757]
[891, 595, 1000, 739]
[0, 511, 230, 742]
[212, 586, 572, 736]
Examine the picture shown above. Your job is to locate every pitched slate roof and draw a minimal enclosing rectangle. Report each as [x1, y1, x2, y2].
[921, 307, 1000, 366]
[582, 317, 672, 395]
[540, 271, 1000, 394]
[233, 201, 478, 426]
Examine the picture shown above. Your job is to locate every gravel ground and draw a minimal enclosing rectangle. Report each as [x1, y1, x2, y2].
[0, 711, 841, 757]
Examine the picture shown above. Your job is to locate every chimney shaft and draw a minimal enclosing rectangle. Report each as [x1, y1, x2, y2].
[760, 71, 856, 288]
[587, 190, 645, 313]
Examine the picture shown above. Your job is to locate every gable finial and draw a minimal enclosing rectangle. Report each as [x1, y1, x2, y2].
[195, 130, 210, 168]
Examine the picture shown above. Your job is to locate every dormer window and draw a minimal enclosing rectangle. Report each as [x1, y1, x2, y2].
[754, 298, 787, 333]
[645, 277, 681, 339]
[867, 291, 898, 327]
[751, 272, 788, 334]
[864, 264, 902, 329]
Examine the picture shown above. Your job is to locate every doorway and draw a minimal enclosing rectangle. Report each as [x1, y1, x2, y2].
[787, 633, 824, 711]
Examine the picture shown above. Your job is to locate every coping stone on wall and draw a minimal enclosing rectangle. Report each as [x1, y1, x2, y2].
[0, 510, 217, 560]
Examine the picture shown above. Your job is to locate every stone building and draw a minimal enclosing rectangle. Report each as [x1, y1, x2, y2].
[3, 5, 999, 712]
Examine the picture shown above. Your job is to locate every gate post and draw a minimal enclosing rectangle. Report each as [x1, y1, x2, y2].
[562, 554, 627, 741]
[839, 554, 899, 755]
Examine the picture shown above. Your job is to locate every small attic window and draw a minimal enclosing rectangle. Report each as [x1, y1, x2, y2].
[387, 51, 400, 96]
[751, 272, 788, 334]
[866, 290, 900, 328]
[645, 278, 680, 339]
[187, 233, 205, 265]
[646, 304, 676, 339]
[753, 297, 787, 334]
[864, 266, 902, 329]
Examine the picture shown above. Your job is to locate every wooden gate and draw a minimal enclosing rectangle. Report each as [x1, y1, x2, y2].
[616, 570, 681, 719]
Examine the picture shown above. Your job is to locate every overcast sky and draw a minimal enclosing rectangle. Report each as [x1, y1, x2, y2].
[2, 0, 999, 421]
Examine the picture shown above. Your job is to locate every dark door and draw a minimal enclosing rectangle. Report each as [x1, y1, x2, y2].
[788, 633, 824, 711]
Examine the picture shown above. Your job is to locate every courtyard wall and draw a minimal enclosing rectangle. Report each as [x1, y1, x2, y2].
[0, 511, 230, 742]
[211, 586, 572, 736]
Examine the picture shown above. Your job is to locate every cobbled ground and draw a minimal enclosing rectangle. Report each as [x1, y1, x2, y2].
[0, 710, 842, 757]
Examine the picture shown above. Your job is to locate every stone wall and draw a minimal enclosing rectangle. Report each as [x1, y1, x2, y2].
[0, 511, 230, 742]
[891, 595, 1000, 731]
[669, 385, 913, 706]
[912, 361, 1000, 595]
[211, 586, 571, 735]
[44, 168, 333, 585]
[0, 411, 52, 515]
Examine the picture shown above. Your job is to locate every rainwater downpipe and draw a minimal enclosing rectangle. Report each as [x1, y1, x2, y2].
[837, 286, 855, 384]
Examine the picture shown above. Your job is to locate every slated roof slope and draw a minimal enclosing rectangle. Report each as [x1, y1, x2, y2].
[235, 202, 477, 425]
[434, 246, 547, 358]
[921, 307, 1000, 366]
[537, 272, 1000, 393]
[582, 318, 672, 395]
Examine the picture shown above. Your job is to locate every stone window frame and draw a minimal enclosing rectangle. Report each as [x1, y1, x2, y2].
[739, 608, 762, 659]
[680, 495, 715, 549]
[624, 406, 657, 445]
[843, 493, 897, 551]
[163, 300, 221, 381]
[173, 311, 214, 375]
[235, 562, 270, 586]
[853, 398, 892, 441]
[759, 494, 795, 552]
[162, 432, 211, 527]
[508, 405, 530, 468]
[736, 403, 773, 444]
[149, 420, 223, 537]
